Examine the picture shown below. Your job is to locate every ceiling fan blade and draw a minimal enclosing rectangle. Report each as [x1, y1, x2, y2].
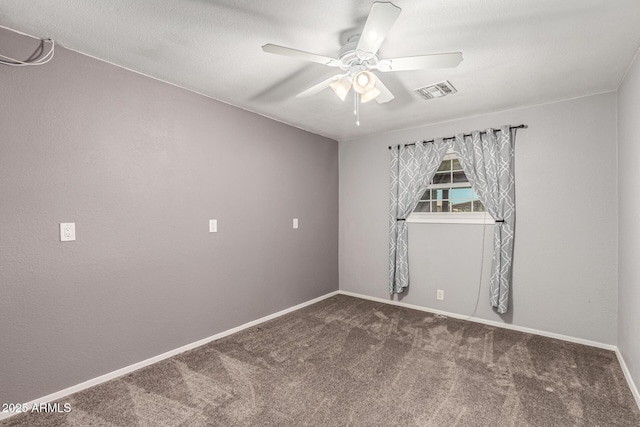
[356, 2, 402, 56]
[262, 44, 340, 67]
[296, 75, 345, 98]
[373, 76, 394, 104]
[379, 52, 463, 71]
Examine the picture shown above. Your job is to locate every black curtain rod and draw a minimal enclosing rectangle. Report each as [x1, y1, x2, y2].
[387, 124, 527, 150]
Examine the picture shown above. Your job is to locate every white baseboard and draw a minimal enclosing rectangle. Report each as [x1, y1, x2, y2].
[615, 348, 640, 410]
[337, 290, 617, 351]
[0, 291, 339, 421]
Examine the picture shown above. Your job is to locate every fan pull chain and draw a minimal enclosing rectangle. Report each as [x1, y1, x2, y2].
[355, 92, 361, 126]
[353, 92, 357, 115]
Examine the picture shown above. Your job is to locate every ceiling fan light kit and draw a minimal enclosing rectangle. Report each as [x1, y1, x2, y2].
[262, 1, 463, 126]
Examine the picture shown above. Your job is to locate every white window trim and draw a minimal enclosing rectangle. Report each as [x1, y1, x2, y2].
[441, 151, 458, 161]
[407, 212, 495, 225]
[427, 182, 472, 190]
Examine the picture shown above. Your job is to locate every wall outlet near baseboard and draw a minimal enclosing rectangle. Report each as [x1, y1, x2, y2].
[436, 289, 444, 301]
[60, 223, 76, 242]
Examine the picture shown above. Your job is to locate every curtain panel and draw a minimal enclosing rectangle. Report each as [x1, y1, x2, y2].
[453, 126, 516, 313]
[388, 125, 517, 313]
[388, 139, 449, 294]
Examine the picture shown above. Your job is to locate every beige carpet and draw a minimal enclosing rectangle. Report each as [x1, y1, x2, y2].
[3, 294, 639, 426]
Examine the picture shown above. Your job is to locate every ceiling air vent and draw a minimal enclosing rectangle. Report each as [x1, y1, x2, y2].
[415, 80, 457, 100]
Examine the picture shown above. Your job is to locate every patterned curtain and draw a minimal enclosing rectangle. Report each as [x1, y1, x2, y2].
[389, 139, 449, 294]
[452, 126, 516, 313]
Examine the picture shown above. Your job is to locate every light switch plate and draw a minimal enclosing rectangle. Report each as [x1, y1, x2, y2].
[209, 219, 217, 233]
[293, 218, 299, 229]
[60, 223, 76, 242]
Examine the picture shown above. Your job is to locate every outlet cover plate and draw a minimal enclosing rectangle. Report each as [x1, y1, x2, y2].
[436, 289, 444, 301]
[60, 223, 76, 242]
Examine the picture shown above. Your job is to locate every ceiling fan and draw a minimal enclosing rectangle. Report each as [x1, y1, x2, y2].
[262, 1, 463, 125]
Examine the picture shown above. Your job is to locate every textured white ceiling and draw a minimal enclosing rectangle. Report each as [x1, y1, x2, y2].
[1, 0, 639, 140]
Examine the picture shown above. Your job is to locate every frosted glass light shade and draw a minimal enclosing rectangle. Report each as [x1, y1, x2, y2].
[352, 71, 376, 94]
[361, 87, 381, 103]
[330, 76, 352, 101]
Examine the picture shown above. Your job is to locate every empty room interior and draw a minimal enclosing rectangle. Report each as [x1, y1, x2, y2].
[2, 1, 640, 426]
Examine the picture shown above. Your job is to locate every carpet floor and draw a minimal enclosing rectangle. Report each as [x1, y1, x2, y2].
[3, 294, 639, 426]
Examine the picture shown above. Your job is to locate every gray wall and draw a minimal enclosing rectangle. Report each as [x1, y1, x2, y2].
[340, 92, 618, 345]
[0, 29, 338, 404]
[618, 50, 640, 394]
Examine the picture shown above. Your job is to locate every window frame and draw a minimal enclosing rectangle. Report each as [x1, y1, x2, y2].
[407, 151, 495, 225]
[407, 211, 495, 224]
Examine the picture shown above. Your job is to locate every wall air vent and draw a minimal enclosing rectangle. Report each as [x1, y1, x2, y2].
[415, 80, 457, 100]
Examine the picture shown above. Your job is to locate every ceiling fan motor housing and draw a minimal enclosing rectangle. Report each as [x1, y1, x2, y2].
[337, 36, 379, 71]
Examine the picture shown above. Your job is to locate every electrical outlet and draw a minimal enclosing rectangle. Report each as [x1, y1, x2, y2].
[293, 218, 299, 229]
[60, 223, 76, 242]
[436, 289, 444, 301]
[209, 219, 217, 233]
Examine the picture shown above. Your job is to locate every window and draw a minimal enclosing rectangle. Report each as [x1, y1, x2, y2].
[408, 151, 494, 224]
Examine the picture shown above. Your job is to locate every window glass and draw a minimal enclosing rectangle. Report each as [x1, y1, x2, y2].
[437, 160, 451, 172]
[432, 200, 449, 212]
[452, 171, 467, 183]
[473, 200, 485, 212]
[449, 187, 471, 199]
[432, 173, 450, 185]
[414, 202, 431, 212]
